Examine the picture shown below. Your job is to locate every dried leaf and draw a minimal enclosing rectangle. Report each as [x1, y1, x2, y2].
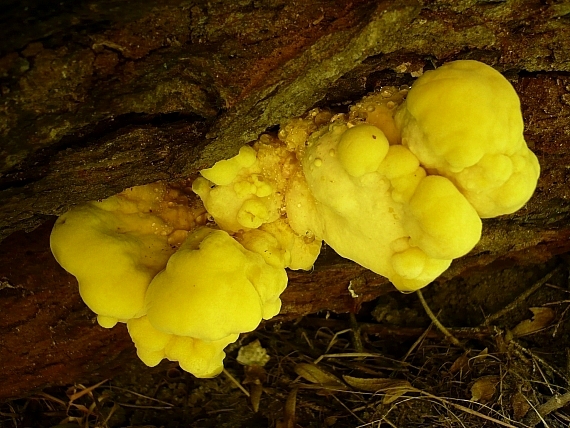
[477, 348, 489, 357]
[383, 384, 415, 404]
[276, 387, 298, 428]
[342, 376, 411, 392]
[342, 376, 415, 404]
[66, 379, 108, 402]
[243, 365, 267, 385]
[471, 376, 499, 403]
[294, 363, 348, 390]
[449, 353, 469, 374]
[511, 307, 555, 337]
[324, 416, 338, 426]
[249, 383, 263, 413]
[511, 391, 531, 420]
[243, 366, 266, 413]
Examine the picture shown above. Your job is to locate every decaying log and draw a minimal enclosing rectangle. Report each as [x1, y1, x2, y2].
[1, 0, 570, 400]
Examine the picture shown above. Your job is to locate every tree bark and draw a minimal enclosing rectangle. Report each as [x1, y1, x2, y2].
[1, 0, 570, 400]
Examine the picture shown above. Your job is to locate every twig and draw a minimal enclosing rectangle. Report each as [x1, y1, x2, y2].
[331, 394, 366, 424]
[482, 268, 559, 326]
[309, 317, 493, 340]
[567, 349, 570, 382]
[380, 416, 398, 428]
[523, 391, 570, 427]
[349, 313, 364, 353]
[107, 386, 174, 407]
[414, 391, 518, 428]
[323, 328, 352, 354]
[313, 352, 384, 365]
[552, 303, 570, 337]
[67, 379, 108, 402]
[114, 403, 174, 410]
[444, 399, 517, 428]
[223, 368, 250, 397]
[416, 289, 462, 348]
[376, 388, 518, 428]
[509, 340, 570, 385]
[402, 322, 433, 362]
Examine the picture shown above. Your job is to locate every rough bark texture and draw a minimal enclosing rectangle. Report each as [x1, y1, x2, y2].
[1, 0, 570, 401]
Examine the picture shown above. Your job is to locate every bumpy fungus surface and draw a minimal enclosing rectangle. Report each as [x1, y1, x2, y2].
[280, 60, 538, 290]
[127, 227, 287, 377]
[50, 181, 290, 377]
[50, 60, 540, 377]
[395, 60, 540, 218]
[284, 119, 482, 291]
[193, 136, 322, 270]
[145, 227, 288, 340]
[127, 315, 239, 378]
[50, 182, 203, 328]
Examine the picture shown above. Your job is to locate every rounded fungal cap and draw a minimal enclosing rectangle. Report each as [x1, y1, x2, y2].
[237, 218, 321, 270]
[200, 146, 257, 186]
[145, 227, 288, 342]
[396, 60, 540, 217]
[127, 315, 172, 367]
[285, 120, 475, 292]
[164, 334, 239, 378]
[127, 315, 239, 378]
[403, 175, 482, 260]
[337, 124, 390, 177]
[192, 141, 286, 233]
[50, 182, 196, 327]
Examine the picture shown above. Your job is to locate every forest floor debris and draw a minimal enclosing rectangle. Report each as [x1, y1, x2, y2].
[1, 259, 569, 428]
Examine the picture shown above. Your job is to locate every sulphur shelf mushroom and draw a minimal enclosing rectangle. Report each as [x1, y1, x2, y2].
[50, 60, 540, 376]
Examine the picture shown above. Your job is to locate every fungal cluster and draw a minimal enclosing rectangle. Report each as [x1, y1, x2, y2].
[50, 60, 540, 377]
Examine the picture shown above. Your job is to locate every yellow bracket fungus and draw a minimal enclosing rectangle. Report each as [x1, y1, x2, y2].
[50, 59, 540, 377]
[192, 138, 286, 232]
[193, 135, 322, 270]
[145, 227, 288, 340]
[395, 60, 540, 217]
[284, 117, 481, 291]
[50, 182, 204, 328]
[127, 315, 238, 378]
[199, 145, 257, 186]
[124, 227, 288, 378]
[337, 124, 390, 177]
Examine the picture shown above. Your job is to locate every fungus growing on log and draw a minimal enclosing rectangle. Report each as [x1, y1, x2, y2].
[50, 60, 540, 377]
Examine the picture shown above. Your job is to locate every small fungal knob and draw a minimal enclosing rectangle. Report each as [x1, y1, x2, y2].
[337, 124, 390, 177]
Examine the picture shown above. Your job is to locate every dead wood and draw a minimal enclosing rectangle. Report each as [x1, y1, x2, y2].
[1, 0, 570, 400]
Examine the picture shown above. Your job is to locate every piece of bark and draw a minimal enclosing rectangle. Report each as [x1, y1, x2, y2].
[1, 0, 570, 401]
